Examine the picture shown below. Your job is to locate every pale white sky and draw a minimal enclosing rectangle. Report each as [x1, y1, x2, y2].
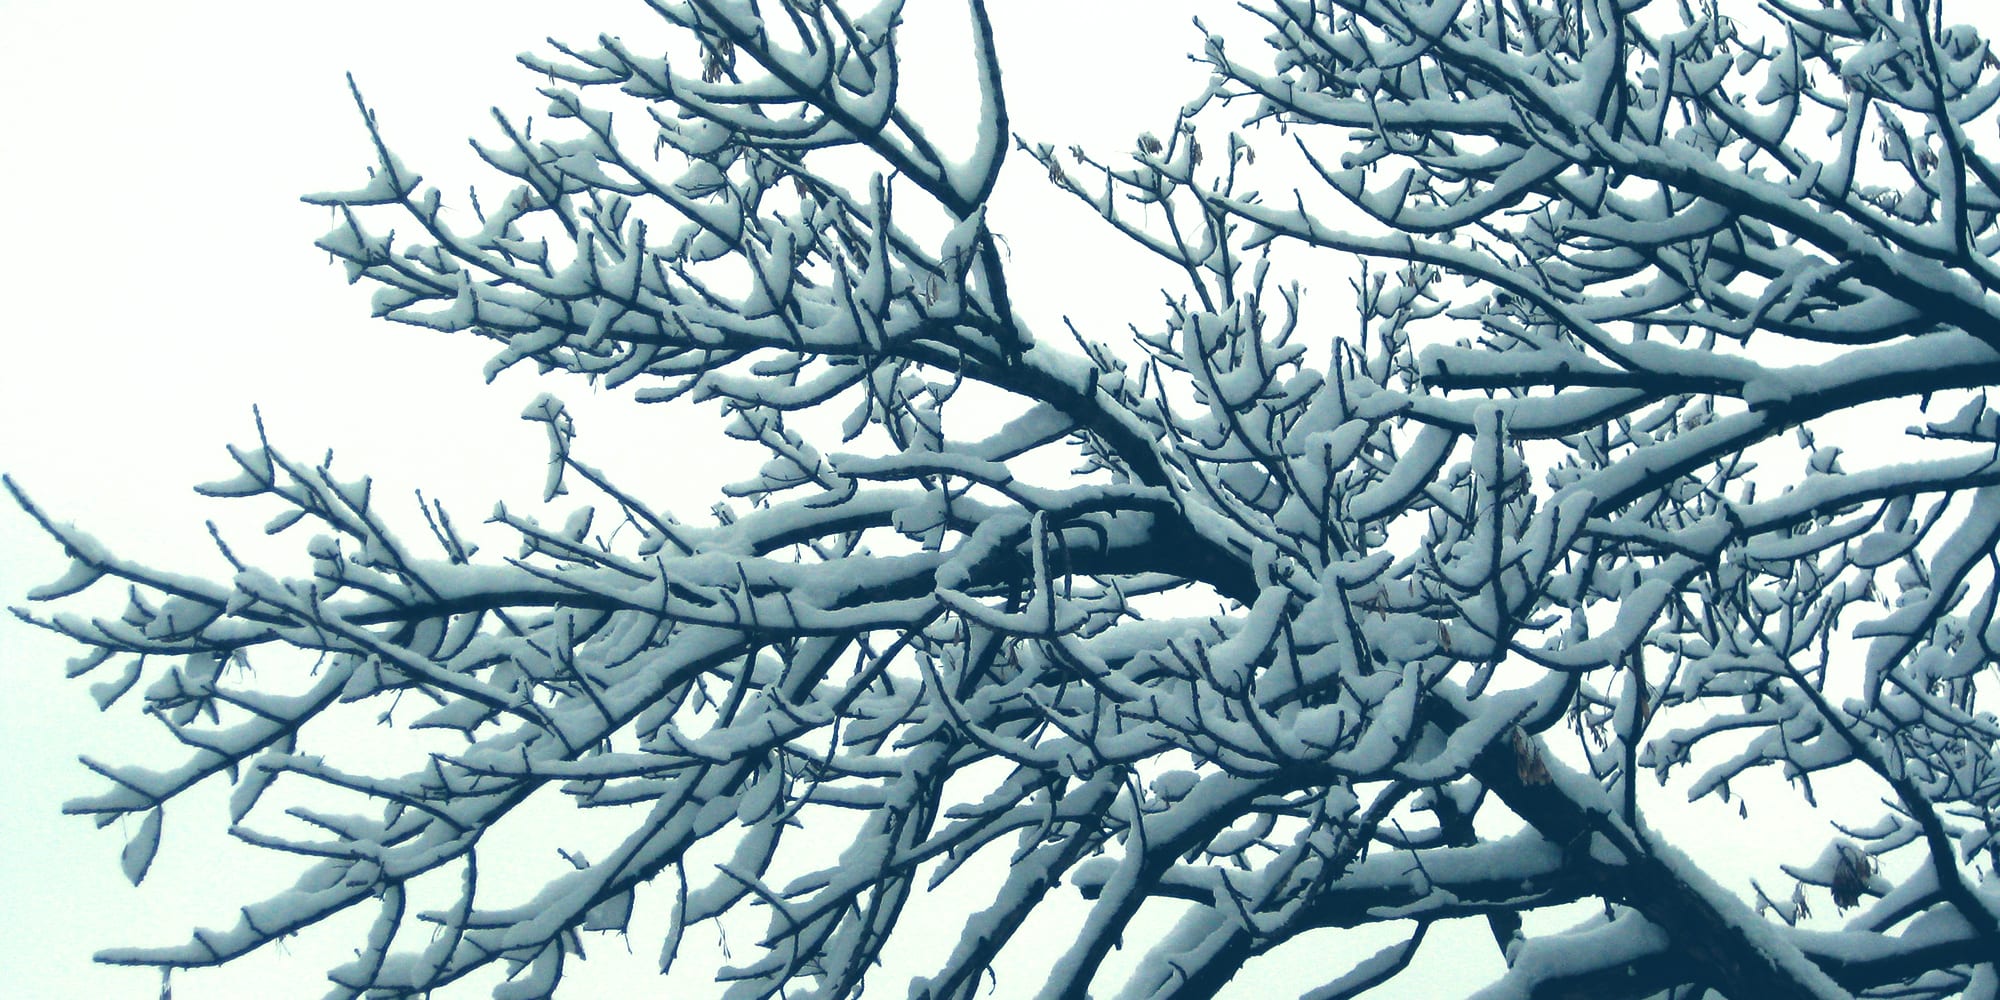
[0, 2, 1252, 996]
[3, 2, 1991, 998]
[0, 7, 655, 993]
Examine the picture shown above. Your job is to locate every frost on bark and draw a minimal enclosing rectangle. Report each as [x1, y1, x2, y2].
[14, 0, 2000, 997]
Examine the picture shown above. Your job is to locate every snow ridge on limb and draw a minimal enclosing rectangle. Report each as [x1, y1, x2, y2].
[13, 0, 2000, 997]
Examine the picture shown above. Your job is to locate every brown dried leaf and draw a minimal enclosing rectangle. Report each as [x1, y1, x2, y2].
[1513, 728, 1551, 785]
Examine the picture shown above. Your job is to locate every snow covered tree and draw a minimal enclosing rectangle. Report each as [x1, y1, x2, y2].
[14, 0, 2000, 996]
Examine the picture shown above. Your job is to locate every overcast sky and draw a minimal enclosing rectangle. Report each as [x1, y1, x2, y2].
[0, 2, 1248, 996]
[8, 2, 1997, 998]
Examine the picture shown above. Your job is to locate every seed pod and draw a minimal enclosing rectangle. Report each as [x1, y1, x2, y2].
[702, 39, 735, 83]
[1512, 727, 1552, 785]
[1830, 842, 1874, 911]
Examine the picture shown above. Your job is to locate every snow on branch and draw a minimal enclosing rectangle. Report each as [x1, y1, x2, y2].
[14, 0, 2000, 996]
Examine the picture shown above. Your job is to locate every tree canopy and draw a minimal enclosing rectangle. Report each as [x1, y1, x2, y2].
[13, 0, 2000, 997]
